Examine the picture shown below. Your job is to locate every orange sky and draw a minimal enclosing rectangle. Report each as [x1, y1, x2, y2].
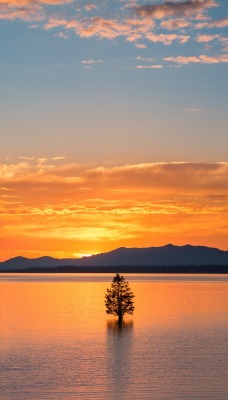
[1, 0, 228, 262]
[0, 159, 228, 260]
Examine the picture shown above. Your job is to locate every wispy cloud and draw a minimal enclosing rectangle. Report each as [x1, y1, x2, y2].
[0, 0, 72, 22]
[54, 31, 69, 40]
[195, 17, 228, 29]
[197, 34, 221, 43]
[134, 43, 147, 48]
[81, 59, 103, 65]
[165, 54, 228, 65]
[161, 18, 192, 30]
[1, 160, 228, 197]
[44, 17, 130, 39]
[135, 65, 163, 69]
[146, 32, 190, 44]
[50, 156, 66, 160]
[0, 5, 44, 22]
[84, 3, 97, 12]
[196, 34, 228, 51]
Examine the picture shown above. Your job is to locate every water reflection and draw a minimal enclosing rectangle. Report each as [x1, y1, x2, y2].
[106, 319, 134, 335]
[106, 319, 134, 400]
[0, 274, 227, 400]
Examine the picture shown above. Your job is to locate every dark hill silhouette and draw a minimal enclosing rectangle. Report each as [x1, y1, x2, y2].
[1, 244, 228, 271]
[75, 244, 228, 267]
[1, 255, 78, 270]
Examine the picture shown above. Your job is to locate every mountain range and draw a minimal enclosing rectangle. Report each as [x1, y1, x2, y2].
[1, 244, 228, 272]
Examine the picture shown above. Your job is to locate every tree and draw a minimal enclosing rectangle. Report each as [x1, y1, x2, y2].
[105, 274, 135, 322]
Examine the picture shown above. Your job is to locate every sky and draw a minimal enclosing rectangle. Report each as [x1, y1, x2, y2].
[0, 0, 228, 260]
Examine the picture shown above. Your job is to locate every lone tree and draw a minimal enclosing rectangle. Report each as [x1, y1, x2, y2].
[105, 274, 135, 322]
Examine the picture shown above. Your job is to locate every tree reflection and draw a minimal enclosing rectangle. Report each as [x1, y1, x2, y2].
[106, 319, 134, 334]
[106, 319, 134, 399]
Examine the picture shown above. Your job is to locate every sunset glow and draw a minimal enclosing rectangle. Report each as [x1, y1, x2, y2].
[0, 0, 227, 260]
[0, 159, 227, 260]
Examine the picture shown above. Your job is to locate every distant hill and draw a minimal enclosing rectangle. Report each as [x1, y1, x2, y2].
[1, 244, 228, 272]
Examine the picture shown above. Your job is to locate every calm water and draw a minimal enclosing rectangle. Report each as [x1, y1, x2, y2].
[0, 274, 227, 400]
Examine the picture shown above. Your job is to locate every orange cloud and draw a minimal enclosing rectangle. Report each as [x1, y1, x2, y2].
[1, 160, 228, 200]
[146, 32, 190, 44]
[0, 5, 43, 21]
[0, 0, 225, 54]
[45, 16, 154, 42]
[195, 17, 228, 29]
[44, 17, 130, 39]
[0, 0, 72, 22]
[165, 54, 228, 64]
[161, 18, 192, 30]
[44, 16, 155, 46]
[44, 15, 190, 45]
[196, 34, 228, 50]
[197, 34, 221, 42]
[0, 160, 228, 260]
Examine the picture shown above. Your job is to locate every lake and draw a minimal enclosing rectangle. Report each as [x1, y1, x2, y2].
[0, 273, 227, 400]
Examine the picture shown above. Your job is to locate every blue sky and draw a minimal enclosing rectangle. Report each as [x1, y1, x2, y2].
[0, 0, 227, 163]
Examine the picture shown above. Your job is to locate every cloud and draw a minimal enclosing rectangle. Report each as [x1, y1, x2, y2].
[134, 0, 218, 19]
[196, 34, 228, 50]
[135, 43, 147, 48]
[50, 156, 66, 160]
[81, 59, 103, 64]
[44, 16, 156, 43]
[18, 156, 35, 160]
[54, 31, 69, 40]
[44, 17, 131, 39]
[44, 13, 191, 46]
[161, 18, 192, 30]
[195, 17, 228, 29]
[1, 160, 228, 195]
[0, 0, 73, 22]
[0, 0, 225, 54]
[165, 54, 228, 65]
[1, 160, 228, 258]
[196, 34, 221, 43]
[135, 65, 163, 69]
[136, 56, 155, 62]
[146, 32, 190, 44]
[84, 162, 228, 194]
[0, 5, 44, 22]
[84, 3, 97, 12]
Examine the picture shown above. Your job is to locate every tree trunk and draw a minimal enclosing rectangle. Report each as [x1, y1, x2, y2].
[118, 313, 123, 323]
